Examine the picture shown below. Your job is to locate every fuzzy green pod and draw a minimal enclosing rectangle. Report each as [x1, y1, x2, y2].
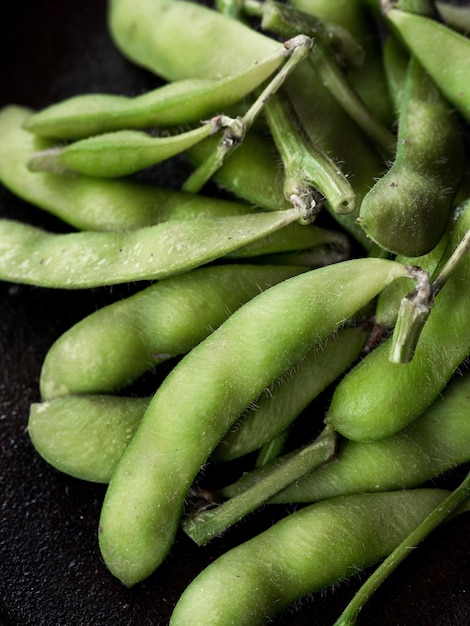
[24, 43, 289, 140]
[28, 395, 151, 483]
[214, 326, 366, 461]
[0, 208, 301, 288]
[358, 56, 465, 256]
[170, 489, 449, 625]
[97, 258, 411, 586]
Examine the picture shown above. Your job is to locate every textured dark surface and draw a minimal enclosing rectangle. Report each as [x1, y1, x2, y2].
[0, 1, 470, 625]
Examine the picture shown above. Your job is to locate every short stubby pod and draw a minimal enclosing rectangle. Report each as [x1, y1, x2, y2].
[170, 489, 450, 625]
[39, 264, 307, 398]
[97, 258, 411, 587]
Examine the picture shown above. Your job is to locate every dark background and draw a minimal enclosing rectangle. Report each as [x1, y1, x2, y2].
[1, 1, 470, 625]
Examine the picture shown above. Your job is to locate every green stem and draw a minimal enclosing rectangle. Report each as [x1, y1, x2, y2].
[264, 92, 356, 216]
[390, 229, 470, 363]
[183, 35, 313, 196]
[183, 425, 337, 546]
[333, 469, 470, 626]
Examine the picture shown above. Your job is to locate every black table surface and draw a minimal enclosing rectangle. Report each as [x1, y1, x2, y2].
[1, 1, 469, 625]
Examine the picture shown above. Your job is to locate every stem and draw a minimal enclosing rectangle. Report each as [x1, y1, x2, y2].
[389, 266, 432, 364]
[264, 92, 356, 216]
[333, 470, 470, 626]
[183, 35, 313, 197]
[390, 229, 470, 363]
[183, 425, 337, 546]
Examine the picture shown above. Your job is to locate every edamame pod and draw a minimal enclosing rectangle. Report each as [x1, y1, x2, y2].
[214, 326, 366, 462]
[170, 489, 450, 625]
[358, 55, 464, 256]
[24, 43, 291, 140]
[109, 0, 280, 81]
[268, 371, 470, 503]
[0, 105, 253, 231]
[40, 264, 306, 399]
[0, 209, 301, 288]
[98, 258, 411, 586]
[28, 395, 151, 483]
[386, 7, 470, 124]
[29, 123, 218, 179]
[325, 217, 470, 440]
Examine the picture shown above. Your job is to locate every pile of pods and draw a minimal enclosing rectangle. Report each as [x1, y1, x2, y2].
[2, 0, 470, 624]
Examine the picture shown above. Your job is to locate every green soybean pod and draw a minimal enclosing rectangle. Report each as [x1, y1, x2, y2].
[270, 371, 470, 503]
[24, 44, 290, 140]
[169, 489, 450, 625]
[386, 7, 470, 124]
[40, 263, 306, 399]
[0, 105, 256, 231]
[28, 123, 217, 179]
[325, 229, 470, 441]
[109, 0, 280, 81]
[97, 258, 411, 586]
[214, 326, 366, 462]
[0, 208, 301, 288]
[28, 395, 151, 483]
[358, 55, 465, 256]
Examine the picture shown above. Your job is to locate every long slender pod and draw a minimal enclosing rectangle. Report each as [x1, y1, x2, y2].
[0, 209, 301, 288]
[98, 258, 411, 586]
[214, 326, 367, 462]
[24, 43, 291, 139]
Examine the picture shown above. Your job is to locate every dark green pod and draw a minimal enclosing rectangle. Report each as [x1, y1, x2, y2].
[358, 56, 465, 256]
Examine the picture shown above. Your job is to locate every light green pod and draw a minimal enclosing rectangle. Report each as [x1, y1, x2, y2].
[40, 264, 306, 399]
[108, 0, 279, 81]
[28, 395, 151, 483]
[325, 245, 470, 440]
[0, 105, 255, 231]
[0, 208, 300, 288]
[28, 124, 216, 178]
[24, 44, 289, 140]
[98, 258, 410, 586]
[170, 489, 449, 625]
